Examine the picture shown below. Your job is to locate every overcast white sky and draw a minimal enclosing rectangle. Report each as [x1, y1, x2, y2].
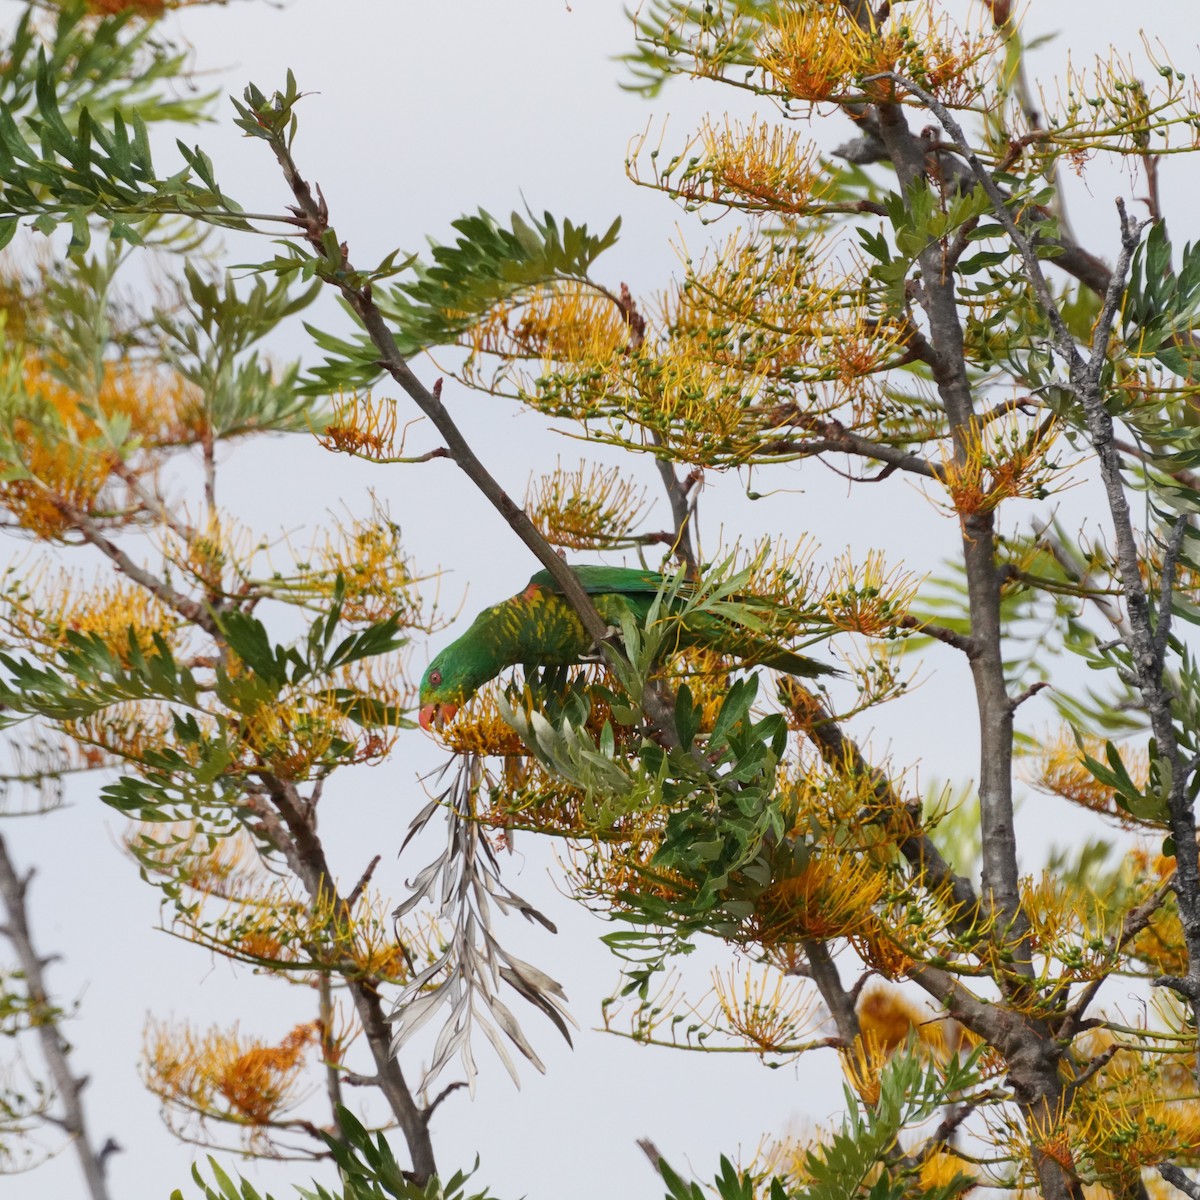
[4, 3, 1200, 1199]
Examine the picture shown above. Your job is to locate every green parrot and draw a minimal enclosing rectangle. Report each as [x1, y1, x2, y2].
[417, 565, 834, 731]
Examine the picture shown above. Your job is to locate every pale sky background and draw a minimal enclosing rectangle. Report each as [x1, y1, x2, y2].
[3, 3, 1200, 1198]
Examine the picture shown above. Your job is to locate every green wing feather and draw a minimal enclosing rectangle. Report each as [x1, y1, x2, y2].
[527, 566, 666, 595]
[529, 565, 836, 678]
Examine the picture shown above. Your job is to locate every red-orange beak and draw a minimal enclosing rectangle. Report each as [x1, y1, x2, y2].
[419, 702, 458, 732]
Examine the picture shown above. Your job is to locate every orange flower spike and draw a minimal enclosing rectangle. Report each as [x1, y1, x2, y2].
[840, 1029, 890, 1107]
[820, 548, 920, 638]
[317, 391, 399, 460]
[759, 3, 860, 105]
[1033, 727, 1149, 823]
[711, 963, 821, 1055]
[660, 117, 828, 215]
[526, 460, 650, 552]
[753, 852, 888, 947]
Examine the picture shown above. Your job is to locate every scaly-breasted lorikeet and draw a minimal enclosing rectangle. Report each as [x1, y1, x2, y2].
[417, 565, 834, 731]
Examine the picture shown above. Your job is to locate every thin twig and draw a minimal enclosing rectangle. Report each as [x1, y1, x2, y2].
[1065, 1044, 1119, 1096]
[1008, 680, 1050, 713]
[347, 855, 381, 910]
[899, 615, 977, 657]
[52, 497, 217, 636]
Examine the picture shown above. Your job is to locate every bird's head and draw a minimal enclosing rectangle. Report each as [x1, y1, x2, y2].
[418, 655, 461, 732]
[418, 642, 493, 732]
[418, 601, 522, 732]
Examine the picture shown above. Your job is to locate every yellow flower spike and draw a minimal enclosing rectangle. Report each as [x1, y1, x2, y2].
[654, 116, 829, 216]
[1042, 41, 1200, 164]
[1015, 870, 1125, 980]
[489, 754, 595, 835]
[740, 536, 820, 610]
[937, 410, 1070, 517]
[1033, 728, 1150, 825]
[239, 692, 340, 779]
[525, 459, 651, 551]
[462, 283, 631, 371]
[315, 511, 430, 628]
[752, 850, 888, 948]
[564, 813, 688, 910]
[820, 548, 920, 638]
[65, 700, 178, 765]
[142, 1018, 321, 1130]
[157, 509, 257, 599]
[0, 359, 203, 536]
[710, 961, 822, 1056]
[236, 676, 401, 781]
[0, 567, 181, 661]
[306, 883, 422, 984]
[840, 1028, 890, 1107]
[758, 2, 862, 105]
[759, 0, 996, 110]
[316, 391, 399, 460]
[438, 685, 528, 758]
[917, 1149, 975, 1195]
[126, 823, 270, 901]
[1129, 905, 1188, 979]
[54, 578, 180, 662]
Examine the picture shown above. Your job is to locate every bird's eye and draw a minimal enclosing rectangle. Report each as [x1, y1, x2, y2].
[429, 670, 442, 686]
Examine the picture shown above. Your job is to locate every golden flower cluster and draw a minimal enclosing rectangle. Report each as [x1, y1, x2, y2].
[316, 392, 399, 461]
[759, 0, 996, 110]
[751, 851, 888, 948]
[464, 284, 631, 369]
[938, 412, 1067, 517]
[143, 1018, 321, 1129]
[1034, 729, 1150, 825]
[820, 548, 920, 638]
[315, 512, 430, 627]
[0, 360, 198, 537]
[711, 962, 822, 1056]
[526, 460, 650, 551]
[630, 117, 827, 216]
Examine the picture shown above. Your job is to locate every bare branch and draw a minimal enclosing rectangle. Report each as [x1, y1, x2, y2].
[0, 834, 113, 1200]
[899, 615, 977, 657]
[804, 939, 858, 1044]
[1160, 1164, 1200, 1200]
[51, 497, 217, 636]
[347, 854, 381, 910]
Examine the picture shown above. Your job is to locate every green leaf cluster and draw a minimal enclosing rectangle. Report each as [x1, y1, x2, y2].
[179, 1107, 496, 1200]
[304, 208, 621, 394]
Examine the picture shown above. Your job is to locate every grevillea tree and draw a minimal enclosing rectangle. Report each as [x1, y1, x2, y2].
[2, 2, 1200, 1199]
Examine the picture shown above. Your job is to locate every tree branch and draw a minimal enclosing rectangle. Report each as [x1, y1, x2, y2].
[269, 142, 685, 752]
[0, 836, 113, 1200]
[52, 497, 218, 636]
[255, 773, 436, 1182]
[780, 679, 981, 935]
[872, 86, 1029, 982]
[1161, 1164, 1200, 1200]
[804, 939, 859, 1043]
